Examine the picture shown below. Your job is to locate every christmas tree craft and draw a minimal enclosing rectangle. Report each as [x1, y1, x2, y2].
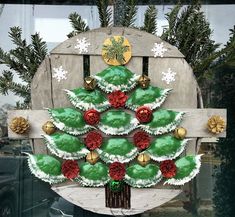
[26, 36, 202, 198]
[28, 65, 201, 187]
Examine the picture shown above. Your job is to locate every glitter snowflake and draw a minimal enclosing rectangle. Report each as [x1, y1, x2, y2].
[52, 66, 68, 82]
[162, 68, 177, 84]
[151, 42, 168, 58]
[74, 37, 91, 54]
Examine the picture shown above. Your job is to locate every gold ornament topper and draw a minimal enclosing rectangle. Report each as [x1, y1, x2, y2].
[207, 115, 225, 134]
[10, 117, 30, 134]
[102, 36, 131, 66]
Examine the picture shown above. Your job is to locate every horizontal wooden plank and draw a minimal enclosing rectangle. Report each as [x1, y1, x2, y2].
[7, 108, 226, 139]
[52, 183, 182, 216]
[51, 27, 184, 58]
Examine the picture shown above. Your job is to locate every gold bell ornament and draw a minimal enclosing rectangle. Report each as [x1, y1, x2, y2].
[84, 76, 96, 90]
[207, 115, 225, 134]
[138, 75, 150, 89]
[42, 121, 56, 135]
[174, 127, 187, 139]
[86, 151, 99, 165]
[9, 117, 30, 134]
[137, 153, 150, 167]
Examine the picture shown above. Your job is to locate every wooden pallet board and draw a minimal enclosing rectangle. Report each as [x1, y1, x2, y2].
[7, 108, 226, 139]
[7, 27, 227, 215]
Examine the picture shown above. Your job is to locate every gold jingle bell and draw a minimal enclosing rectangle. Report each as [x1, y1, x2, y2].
[86, 151, 99, 165]
[9, 117, 30, 134]
[207, 115, 225, 134]
[138, 75, 150, 89]
[174, 127, 187, 140]
[137, 153, 150, 167]
[42, 121, 56, 135]
[84, 76, 96, 90]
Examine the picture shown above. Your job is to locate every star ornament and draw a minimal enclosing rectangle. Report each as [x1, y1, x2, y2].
[75, 37, 91, 54]
[151, 42, 168, 58]
[161, 68, 177, 85]
[52, 66, 68, 82]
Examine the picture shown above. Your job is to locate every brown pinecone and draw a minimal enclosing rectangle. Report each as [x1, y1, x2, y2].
[10, 117, 30, 134]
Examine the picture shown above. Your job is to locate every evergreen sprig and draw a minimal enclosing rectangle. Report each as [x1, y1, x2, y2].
[67, 12, 90, 38]
[0, 27, 47, 108]
[96, 0, 112, 27]
[121, 0, 138, 27]
[140, 5, 157, 34]
[161, 1, 219, 80]
[102, 36, 130, 65]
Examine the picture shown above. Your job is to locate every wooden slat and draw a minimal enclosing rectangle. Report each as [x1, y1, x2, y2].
[125, 57, 143, 75]
[31, 56, 53, 109]
[52, 184, 181, 216]
[51, 27, 184, 58]
[31, 56, 53, 154]
[149, 57, 198, 109]
[90, 56, 108, 75]
[50, 54, 84, 108]
[7, 109, 226, 139]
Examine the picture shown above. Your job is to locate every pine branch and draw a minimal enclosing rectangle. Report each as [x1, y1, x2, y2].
[0, 70, 13, 95]
[67, 12, 90, 38]
[0, 70, 29, 98]
[31, 33, 48, 63]
[8, 26, 27, 48]
[96, 0, 112, 27]
[140, 5, 157, 34]
[121, 0, 137, 27]
[0, 26, 47, 108]
[160, 1, 219, 80]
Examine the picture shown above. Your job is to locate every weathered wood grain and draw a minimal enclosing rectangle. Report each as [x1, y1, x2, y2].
[31, 56, 53, 109]
[50, 54, 84, 108]
[51, 27, 184, 58]
[149, 57, 198, 109]
[52, 183, 181, 216]
[31, 56, 53, 154]
[7, 109, 226, 139]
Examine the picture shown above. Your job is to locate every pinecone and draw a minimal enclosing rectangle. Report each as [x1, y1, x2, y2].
[10, 117, 30, 134]
[207, 115, 225, 134]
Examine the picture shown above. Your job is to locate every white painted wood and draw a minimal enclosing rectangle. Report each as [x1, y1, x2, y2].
[51, 27, 184, 58]
[7, 109, 226, 139]
[149, 57, 198, 109]
[50, 54, 84, 108]
[52, 183, 181, 216]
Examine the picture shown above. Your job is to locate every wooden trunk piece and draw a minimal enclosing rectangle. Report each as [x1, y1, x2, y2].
[105, 184, 131, 209]
[7, 109, 226, 139]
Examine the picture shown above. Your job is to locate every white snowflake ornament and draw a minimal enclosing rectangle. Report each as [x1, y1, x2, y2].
[75, 37, 91, 54]
[162, 68, 177, 85]
[52, 66, 68, 82]
[151, 42, 168, 58]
